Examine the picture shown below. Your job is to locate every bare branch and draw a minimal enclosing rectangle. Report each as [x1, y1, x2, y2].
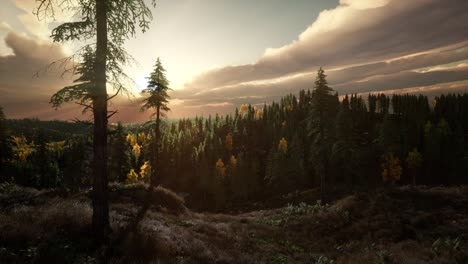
[75, 101, 93, 113]
[107, 86, 122, 101]
[107, 110, 118, 120]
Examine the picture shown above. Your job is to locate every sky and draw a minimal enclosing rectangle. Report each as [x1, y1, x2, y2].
[1, 0, 468, 122]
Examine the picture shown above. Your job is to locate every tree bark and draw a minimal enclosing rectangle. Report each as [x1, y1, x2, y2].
[319, 110, 326, 201]
[93, 0, 110, 243]
[151, 105, 161, 189]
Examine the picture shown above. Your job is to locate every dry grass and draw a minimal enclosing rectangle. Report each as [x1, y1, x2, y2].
[1, 185, 468, 263]
[0, 198, 91, 242]
[109, 183, 186, 214]
[0, 195, 93, 263]
[152, 186, 186, 214]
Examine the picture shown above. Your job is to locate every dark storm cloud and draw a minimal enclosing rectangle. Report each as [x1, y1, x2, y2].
[176, 0, 468, 113]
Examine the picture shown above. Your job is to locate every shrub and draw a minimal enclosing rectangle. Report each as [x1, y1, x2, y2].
[432, 237, 462, 256]
[284, 200, 328, 216]
[313, 255, 334, 264]
[151, 186, 186, 214]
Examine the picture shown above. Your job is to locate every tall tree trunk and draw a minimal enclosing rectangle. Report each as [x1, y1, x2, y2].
[93, 0, 110, 243]
[319, 111, 326, 201]
[151, 105, 161, 189]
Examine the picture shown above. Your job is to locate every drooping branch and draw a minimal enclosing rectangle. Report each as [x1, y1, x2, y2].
[34, 43, 96, 79]
[37, 0, 155, 116]
[51, 21, 95, 42]
[50, 83, 93, 109]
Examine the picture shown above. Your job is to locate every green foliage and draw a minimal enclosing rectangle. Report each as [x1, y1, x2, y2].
[279, 240, 304, 254]
[141, 58, 172, 187]
[312, 255, 335, 264]
[141, 58, 171, 115]
[376, 250, 393, 264]
[40, 0, 156, 110]
[270, 254, 287, 264]
[3, 119, 90, 141]
[432, 237, 462, 256]
[3, 65, 468, 209]
[50, 46, 95, 112]
[284, 201, 328, 216]
[0, 106, 11, 179]
[307, 68, 339, 198]
[406, 148, 423, 169]
[109, 123, 131, 182]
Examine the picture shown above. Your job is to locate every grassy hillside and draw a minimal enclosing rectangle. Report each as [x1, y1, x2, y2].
[1, 184, 467, 263]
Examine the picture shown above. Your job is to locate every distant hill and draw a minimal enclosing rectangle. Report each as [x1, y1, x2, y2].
[4, 118, 92, 141]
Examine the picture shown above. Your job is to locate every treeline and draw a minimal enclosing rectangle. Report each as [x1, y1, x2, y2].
[1, 70, 467, 210]
[4, 118, 91, 141]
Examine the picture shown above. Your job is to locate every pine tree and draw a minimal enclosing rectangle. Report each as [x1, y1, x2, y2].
[0, 106, 10, 179]
[109, 123, 131, 183]
[307, 68, 338, 200]
[406, 148, 423, 185]
[141, 58, 171, 189]
[332, 102, 360, 186]
[37, 0, 157, 241]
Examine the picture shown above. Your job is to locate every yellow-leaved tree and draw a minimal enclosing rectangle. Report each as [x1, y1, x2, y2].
[239, 104, 249, 117]
[126, 133, 137, 146]
[278, 137, 288, 154]
[138, 132, 147, 144]
[126, 169, 138, 184]
[225, 133, 233, 152]
[254, 108, 263, 120]
[132, 143, 141, 158]
[140, 161, 152, 183]
[12, 136, 35, 162]
[229, 155, 237, 169]
[214, 158, 227, 209]
[215, 158, 226, 177]
[382, 153, 402, 184]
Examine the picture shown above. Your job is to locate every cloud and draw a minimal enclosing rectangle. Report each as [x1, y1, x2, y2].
[172, 0, 468, 116]
[2, 0, 468, 120]
[361, 80, 468, 98]
[340, 0, 390, 10]
[0, 32, 150, 123]
[0, 32, 71, 101]
[172, 65, 468, 108]
[334, 65, 468, 94]
[170, 47, 468, 114]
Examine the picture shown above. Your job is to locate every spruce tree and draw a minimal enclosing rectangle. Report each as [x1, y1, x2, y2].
[307, 68, 338, 200]
[36, 0, 157, 242]
[109, 123, 130, 183]
[141, 58, 171, 189]
[0, 106, 10, 180]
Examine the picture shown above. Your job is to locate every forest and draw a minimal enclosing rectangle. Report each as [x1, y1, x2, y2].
[1, 73, 468, 263]
[1, 0, 468, 263]
[1, 75, 468, 210]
